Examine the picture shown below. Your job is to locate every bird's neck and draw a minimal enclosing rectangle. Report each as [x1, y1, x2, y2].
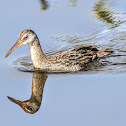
[29, 39, 47, 68]
[30, 72, 47, 105]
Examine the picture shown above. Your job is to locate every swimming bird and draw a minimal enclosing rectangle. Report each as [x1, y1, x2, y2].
[5, 29, 112, 71]
[7, 72, 47, 114]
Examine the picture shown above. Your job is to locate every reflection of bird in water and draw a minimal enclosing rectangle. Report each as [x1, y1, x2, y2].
[5, 29, 112, 71]
[7, 72, 47, 114]
[40, 0, 49, 10]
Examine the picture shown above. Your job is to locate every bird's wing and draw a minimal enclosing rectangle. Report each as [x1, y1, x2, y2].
[46, 46, 99, 66]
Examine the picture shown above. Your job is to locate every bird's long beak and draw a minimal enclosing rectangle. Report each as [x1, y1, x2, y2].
[7, 96, 26, 108]
[5, 41, 23, 58]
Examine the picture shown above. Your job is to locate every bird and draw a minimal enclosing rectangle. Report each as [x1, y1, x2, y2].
[7, 72, 47, 114]
[5, 29, 112, 71]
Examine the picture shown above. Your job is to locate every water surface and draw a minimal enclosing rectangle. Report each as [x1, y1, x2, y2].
[1, 0, 126, 126]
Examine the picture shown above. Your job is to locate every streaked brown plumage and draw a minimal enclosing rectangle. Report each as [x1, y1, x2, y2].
[5, 29, 112, 71]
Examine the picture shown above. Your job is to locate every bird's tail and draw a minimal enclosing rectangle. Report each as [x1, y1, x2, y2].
[97, 49, 113, 58]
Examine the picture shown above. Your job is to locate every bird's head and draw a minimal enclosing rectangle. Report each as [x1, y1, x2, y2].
[7, 96, 40, 114]
[5, 29, 37, 58]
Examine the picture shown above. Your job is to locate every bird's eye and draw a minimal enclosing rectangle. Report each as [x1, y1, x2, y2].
[23, 36, 28, 39]
[26, 106, 33, 111]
